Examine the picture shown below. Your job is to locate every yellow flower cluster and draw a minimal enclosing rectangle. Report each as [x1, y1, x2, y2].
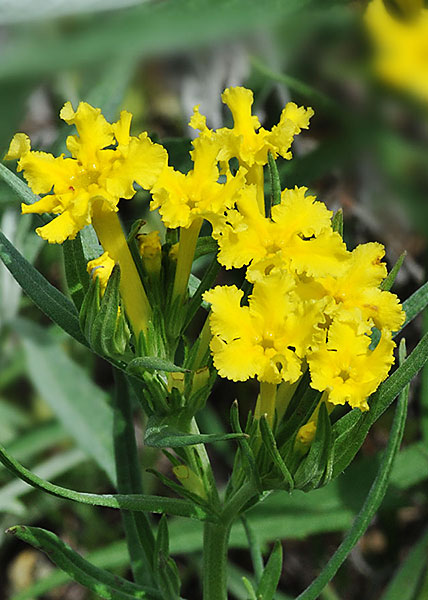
[366, 0, 428, 103]
[6, 87, 404, 412]
[188, 89, 404, 412]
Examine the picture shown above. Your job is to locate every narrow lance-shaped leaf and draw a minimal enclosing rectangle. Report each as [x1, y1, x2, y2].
[0, 231, 86, 344]
[259, 415, 294, 492]
[63, 233, 89, 310]
[144, 414, 247, 448]
[0, 163, 41, 207]
[154, 516, 181, 600]
[380, 251, 406, 292]
[331, 209, 343, 236]
[256, 540, 283, 600]
[112, 368, 155, 587]
[7, 526, 161, 600]
[267, 151, 281, 212]
[293, 402, 332, 491]
[230, 401, 263, 494]
[241, 514, 264, 586]
[379, 528, 428, 600]
[296, 343, 409, 600]
[127, 356, 189, 375]
[0, 440, 212, 521]
[400, 280, 428, 332]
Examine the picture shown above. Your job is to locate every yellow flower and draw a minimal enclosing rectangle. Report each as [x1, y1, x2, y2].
[366, 0, 428, 102]
[203, 276, 327, 384]
[150, 137, 246, 231]
[87, 251, 115, 294]
[7, 101, 166, 244]
[318, 242, 405, 332]
[215, 185, 348, 282]
[308, 319, 395, 410]
[190, 86, 313, 167]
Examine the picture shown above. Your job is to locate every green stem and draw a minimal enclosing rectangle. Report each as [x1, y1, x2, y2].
[112, 368, 156, 587]
[93, 211, 151, 335]
[203, 522, 231, 600]
[193, 313, 212, 369]
[203, 482, 257, 600]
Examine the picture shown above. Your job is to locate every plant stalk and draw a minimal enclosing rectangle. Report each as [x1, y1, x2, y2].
[172, 218, 202, 302]
[93, 211, 151, 336]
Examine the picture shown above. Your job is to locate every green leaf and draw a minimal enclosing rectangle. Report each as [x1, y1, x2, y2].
[241, 514, 264, 586]
[277, 372, 322, 448]
[259, 416, 294, 492]
[194, 236, 218, 260]
[380, 529, 428, 600]
[127, 356, 189, 375]
[0, 231, 86, 344]
[293, 403, 332, 491]
[400, 281, 428, 332]
[0, 448, 85, 515]
[16, 318, 116, 481]
[154, 516, 181, 600]
[0, 439, 211, 520]
[89, 265, 130, 357]
[256, 540, 283, 600]
[62, 233, 89, 310]
[6, 525, 161, 600]
[144, 414, 246, 448]
[8, 540, 129, 600]
[0, 163, 40, 207]
[296, 361, 409, 600]
[112, 369, 155, 587]
[267, 151, 281, 212]
[380, 251, 406, 291]
[230, 401, 263, 493]
[331, 209, 343, 236]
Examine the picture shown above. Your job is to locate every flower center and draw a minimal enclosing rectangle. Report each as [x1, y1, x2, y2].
[338, 369, 351, 382]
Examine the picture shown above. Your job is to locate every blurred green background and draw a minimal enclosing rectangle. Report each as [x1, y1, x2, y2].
[1, 1, 428, 598]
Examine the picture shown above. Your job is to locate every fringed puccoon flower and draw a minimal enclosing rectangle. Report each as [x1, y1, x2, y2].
[6, 102, 167, 335]
[365, 0, 428, 102]
[191, 86, 313, 212]
[6, 85, 405, 430]
[151, 136, 246, 300]
[195, 88, 405, 419]
[213, 184, 348, 282]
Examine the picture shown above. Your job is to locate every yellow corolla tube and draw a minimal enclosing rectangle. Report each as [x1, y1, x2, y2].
[6, 101, 167, 336]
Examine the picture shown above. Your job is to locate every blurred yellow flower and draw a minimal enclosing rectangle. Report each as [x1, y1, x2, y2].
[203, 276, 326, 384]
[7, 102, 166, 244]
[366, 0, 428, 102]
[308, 320, 395, 410]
